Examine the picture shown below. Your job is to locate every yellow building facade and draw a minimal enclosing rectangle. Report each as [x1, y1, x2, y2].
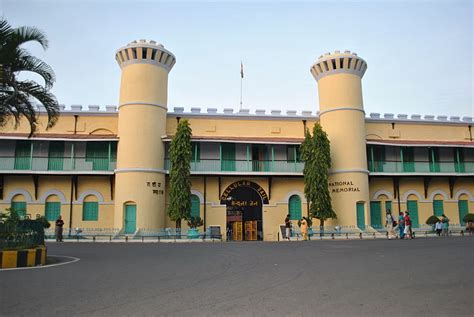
[0, 40, 472, 241]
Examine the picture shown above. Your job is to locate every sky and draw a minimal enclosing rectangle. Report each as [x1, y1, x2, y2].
[2, 0, 473, 117]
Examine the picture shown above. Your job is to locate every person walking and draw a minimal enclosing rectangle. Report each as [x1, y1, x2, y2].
[385, 210, 396, 239]
[441, 214, 450, 236]
[300, 218, 308, 241]
[398, 212, 405, 239]
[404, 211, 413, 239]
[55, 215, 64, 242]
[284, 214, 291, 241]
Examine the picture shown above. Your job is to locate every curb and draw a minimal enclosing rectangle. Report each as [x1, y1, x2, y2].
[0, 246, 47, 269]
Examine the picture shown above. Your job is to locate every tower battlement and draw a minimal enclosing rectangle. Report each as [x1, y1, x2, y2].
[310, 50, 367, 81]
[115, 39, 176, 71]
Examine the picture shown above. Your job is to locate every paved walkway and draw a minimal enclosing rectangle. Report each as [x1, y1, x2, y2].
[1, 237, 473, 316]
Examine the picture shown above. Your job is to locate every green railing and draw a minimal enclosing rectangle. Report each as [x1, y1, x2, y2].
[165, 159, 304, 173]
[369, 160, 474, 173]
[0, 156, 116, 172]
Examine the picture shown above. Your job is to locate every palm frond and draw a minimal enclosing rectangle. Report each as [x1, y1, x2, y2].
[17, 80, 59, 129]
[10, 25, 48, 50]
[14, 51, 55, 89]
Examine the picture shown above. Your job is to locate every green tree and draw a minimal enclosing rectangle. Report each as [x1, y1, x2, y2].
[0, 18, 59, 136]
[168, 119, 192, 234]
[300, 123, 336, 235]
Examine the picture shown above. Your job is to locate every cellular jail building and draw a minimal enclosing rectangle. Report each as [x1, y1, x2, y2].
[0, 40, 473, 241]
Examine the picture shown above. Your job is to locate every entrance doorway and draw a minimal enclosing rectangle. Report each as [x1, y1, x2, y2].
[124, 204, 136, 234]
[221, 181, 269, 241]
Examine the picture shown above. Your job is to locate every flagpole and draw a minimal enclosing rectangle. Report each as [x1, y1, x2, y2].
[240, 61, 243, 110]
[240, 75, 243, 110]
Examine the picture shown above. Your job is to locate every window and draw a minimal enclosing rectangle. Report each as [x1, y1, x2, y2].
[221, 143, 235, 171]
[289, 195, 302, 220]
[48, 141, 65, 171]
[287, 145, 301, 163]
[14, 141, 32, 170]
[190, 195, 200, 218]
[433, 199, 444, 217]
[86, 142, 111, 170]
[458, 200, 469, 225]
[83, 202, 99, 221]
[45, 202, 61, 221]
[191, 143, 200, 162]
[402, 147, 415, 172]
[11, 201, 27, 218]
[429, 148, 440, 172]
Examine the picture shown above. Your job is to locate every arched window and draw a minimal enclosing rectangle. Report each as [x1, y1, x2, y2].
[190, 195, 200, 218]
[433, 194, 444, 217]
[458, 194, 469, 225]
[288, 195, 302, 220]
[11, 194, 27, 218]
[82, 195, 99, 221]
[45, 195, 61, 221]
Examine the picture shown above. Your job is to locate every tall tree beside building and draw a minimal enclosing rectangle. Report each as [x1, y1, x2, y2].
[300, 123, 336, 234]
[168, 119, 192, 234]
[0, 18, 59, 136]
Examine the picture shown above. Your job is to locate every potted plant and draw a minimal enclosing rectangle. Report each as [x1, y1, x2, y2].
[186, 216, 204, 239]
[463, 213, 474, 234]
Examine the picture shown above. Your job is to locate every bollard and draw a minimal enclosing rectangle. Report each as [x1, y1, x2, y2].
[331, 233, 334, 240]
[386, 232, 388, 238]
[373, 232, 376, 239]
[93, 236, 96, 242]
[125, 236, 128, 242]
[359, 232, 362, 239]
[76, 235, 79, 242]
[109, 235, 112, 242]
[346, 233, 349, 239]
[425, 231, 428, 237]
[142, 236, 144, 242]
[461, 230, 464, 236]
[277, 232, 280, 242]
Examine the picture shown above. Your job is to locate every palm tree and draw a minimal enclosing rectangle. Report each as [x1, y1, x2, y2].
[0, 18, 59, 136]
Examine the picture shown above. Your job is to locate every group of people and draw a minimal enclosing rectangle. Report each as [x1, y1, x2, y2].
[385, 210, 450, 239]
[435, 214, 450, 236]
[284, 214, 309, 241]
[385, 210, 413, 239]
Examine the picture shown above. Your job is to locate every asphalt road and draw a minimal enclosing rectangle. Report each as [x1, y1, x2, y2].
[1, 237, 473, 317]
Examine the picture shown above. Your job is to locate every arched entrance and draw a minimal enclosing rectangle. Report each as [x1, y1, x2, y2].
[220, 181, 269, 241]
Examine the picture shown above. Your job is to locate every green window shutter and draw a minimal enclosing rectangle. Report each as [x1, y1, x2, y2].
[458, 200, 469, 225]
[110, 142, 117, 163]
[48, 141, 65, 171]
[403, 147, 415, 172]
[373, 145, 386, 172]
[191, 143, 200, 162]
[370, 201, 382, 229]
[221, 143, 235, 171]
[429, 148, 440, 172]
[86, 142, 109, 170]
[190, 195, 200, 218]
[407, 200, 419, 228]
[433, 200, 444, 217]
[11, 201, 27, 218]
[45, 202, 61, 221]
[82, 202, 99, 221]
[455, 148, 465, 173]
[289, 195, 302, 220]
[14, 141, 32, 170]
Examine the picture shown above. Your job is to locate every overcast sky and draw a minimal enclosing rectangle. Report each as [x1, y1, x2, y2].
[2, 0, 473, 117]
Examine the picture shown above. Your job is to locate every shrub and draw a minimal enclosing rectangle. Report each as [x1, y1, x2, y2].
[186, 216, 204, 229]
[426, 215, 440, 225]
[463, 213, 474, 223]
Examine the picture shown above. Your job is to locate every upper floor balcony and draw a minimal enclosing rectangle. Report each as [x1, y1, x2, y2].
[164, 142, 303, 175]
[367, 144, 474, 175]
[0, 140, 117, 174]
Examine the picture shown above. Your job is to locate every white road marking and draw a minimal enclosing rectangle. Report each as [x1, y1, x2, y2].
[0, 255, 80, 271]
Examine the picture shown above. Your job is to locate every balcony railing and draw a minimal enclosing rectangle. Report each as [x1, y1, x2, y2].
[165, 159, 304, 173]
[0, 156, 116, 172]
[369, 160, 474, 174]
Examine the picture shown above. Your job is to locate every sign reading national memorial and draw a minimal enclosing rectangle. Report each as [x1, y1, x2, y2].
[329, 181, 360, 193]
